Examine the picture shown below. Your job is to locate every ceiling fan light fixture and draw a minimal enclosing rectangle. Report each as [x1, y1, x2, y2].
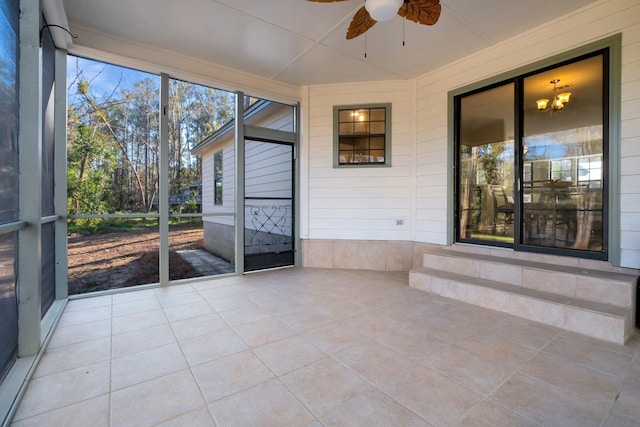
[365, 0, 403, 22]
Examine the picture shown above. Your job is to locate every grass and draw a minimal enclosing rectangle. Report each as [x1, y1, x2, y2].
[68, 216, 201, 235]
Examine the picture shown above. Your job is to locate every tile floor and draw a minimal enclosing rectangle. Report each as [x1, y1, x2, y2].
[10, 268, 640, 427]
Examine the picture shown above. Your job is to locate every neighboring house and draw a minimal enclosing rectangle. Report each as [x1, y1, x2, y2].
[192, 100, 295, 265]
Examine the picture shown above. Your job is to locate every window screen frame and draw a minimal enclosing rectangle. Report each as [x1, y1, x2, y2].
[333, 103, 392, 168]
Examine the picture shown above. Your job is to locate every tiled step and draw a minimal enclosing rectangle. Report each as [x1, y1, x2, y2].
[409, 267, 634, 344]
[422, 248, 637, 308]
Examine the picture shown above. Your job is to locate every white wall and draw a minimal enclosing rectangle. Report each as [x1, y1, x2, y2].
[303, 0, 640, 268]
[303, 81, 416, 241]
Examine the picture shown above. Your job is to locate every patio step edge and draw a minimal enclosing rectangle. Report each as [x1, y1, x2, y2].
[421, 248, 637, 308]
[409, 267, 634, 345]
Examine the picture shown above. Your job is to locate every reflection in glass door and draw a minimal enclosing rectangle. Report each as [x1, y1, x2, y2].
[522, 54, 605, 252]
[456, 51, 607, 258]
[458, 83, 515, 244]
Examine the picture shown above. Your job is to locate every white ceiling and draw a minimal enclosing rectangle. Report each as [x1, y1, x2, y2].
[59, 0, 601, 87]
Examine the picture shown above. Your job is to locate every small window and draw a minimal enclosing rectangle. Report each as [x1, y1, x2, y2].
[214, 151, 223, 205]
[333, 103, 391, 167]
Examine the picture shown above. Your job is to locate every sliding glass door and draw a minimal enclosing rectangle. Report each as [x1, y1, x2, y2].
[521, 54, 605, 252]
[458, 83, 515, 244]
[456, 51, 607, 258]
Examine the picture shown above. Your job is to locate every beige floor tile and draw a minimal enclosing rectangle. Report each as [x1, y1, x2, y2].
[197, 285, 239, 300]
[111, 308, 168, 335]
[520, 352, 622, 402]
[314, 299, 364, 320]
[375, 328, 450, 367]
[334, 339, 417, 386]
[111, 288, 156, 304]
[180, 329, 248, 366]
[209, 378, 315, 427]
[57, 304, 111, 327]
[217, 304, 271, 327]
[13, 361, 110, 421]
[112, 297, 161, 317]
[111, 323, 176, 358]
[276, 307, 334, 332]
[346, 289, 401, 310]
[428, 345, 515, 394]
[64, 295, 112, 312]
[281, 357, 375, 417]
[47, 319, 111, 348]
[169, 312, 228, 341]
[110, 370, 205, 427]
[602, 411, 640, 427]
[292, 290, 339, 306]
[156, 290, 205, 308]
[488, 317, 558, 350]
[254, 335, 326, 375]
[155, 406, 215, 427]
[207, 293, 258, 312]
[374, 361, 482, 427]
[342, 311, 402, 339]
[247, 292, 302, 313]
[111, 342, 188, 390]
[13, 268, 640, 427]
[11, 394, 109, 427]
[543, 333, 634, 379]
[33, 337, 111, 378]
[302, 322, 366, 354]
[233, 317, 296, 347]
[192, 350, 274, 402]
[163, 300, 215, 322]
[321, 389, 429, 427]
[626, 359, 640, 386]
[491, 373, 609, 427]
[153, 283, 194, 296]
[611, 382, 640, 421]
[458, 399, 539, 427]
[454, 333, 536, 371]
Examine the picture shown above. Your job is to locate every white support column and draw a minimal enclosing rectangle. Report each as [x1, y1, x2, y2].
[159, 73, 169, 284]
[54, 49, 68, 299]
[234, 92, 245, 274]
[18, 0, 42, 356]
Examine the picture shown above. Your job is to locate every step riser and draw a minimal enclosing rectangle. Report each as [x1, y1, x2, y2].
[423, 253, 633, 308]
[409, 271, 631, 344]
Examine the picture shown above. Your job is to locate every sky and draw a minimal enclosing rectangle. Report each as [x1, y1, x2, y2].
[67, 55, 159, 103]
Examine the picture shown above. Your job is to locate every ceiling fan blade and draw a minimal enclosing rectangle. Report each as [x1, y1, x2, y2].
[398, 0, 441, 26]
[346, 6, 377, 39]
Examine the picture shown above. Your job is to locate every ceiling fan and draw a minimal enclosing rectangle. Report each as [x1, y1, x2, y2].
[307, 0, 441, 39]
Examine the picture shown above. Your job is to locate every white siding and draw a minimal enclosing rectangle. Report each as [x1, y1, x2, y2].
[305, 81, 415, 241]
[303, 0, 640, 268]
[199, 104, 295, 229]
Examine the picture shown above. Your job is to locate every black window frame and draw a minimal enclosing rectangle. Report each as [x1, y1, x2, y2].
[453, 48, 610, 260]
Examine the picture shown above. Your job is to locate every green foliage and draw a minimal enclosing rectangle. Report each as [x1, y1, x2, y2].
[478, 142, 507, 185]
[68, 217, 159, 235]
[67, 122, 115, 214]
[67, 57, 236, 215]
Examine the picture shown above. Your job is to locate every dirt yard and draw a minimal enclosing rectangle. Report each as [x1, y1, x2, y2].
[67, 222, 204, 295]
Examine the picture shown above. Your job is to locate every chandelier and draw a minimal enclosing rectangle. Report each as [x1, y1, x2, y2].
[536, 79, 572, 113]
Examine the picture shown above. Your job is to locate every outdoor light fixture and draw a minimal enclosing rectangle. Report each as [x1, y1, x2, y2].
[536, 79, 572, 113]
[365, 0, 404, 21]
